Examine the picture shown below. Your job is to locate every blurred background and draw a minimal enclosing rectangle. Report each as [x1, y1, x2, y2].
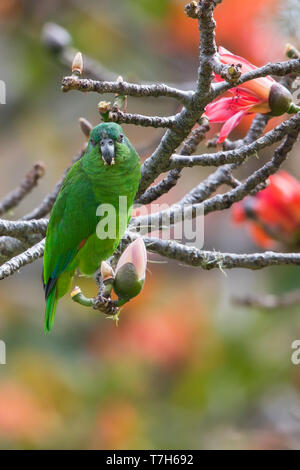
[1, 0, 300, 450]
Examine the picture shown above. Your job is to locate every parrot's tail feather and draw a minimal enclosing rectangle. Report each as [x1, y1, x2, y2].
[44, 276, 57, 300]
[45, 285, 58, 332]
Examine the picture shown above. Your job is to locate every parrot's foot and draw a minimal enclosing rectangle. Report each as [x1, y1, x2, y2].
[93, 295, 119, 317]
[105, 310, 120, 327]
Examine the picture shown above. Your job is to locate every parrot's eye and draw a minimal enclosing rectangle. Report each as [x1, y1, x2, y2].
[90, 138, 96, 146]
[117, 134, 124, 143]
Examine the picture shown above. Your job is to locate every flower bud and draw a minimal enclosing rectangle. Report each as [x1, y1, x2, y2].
[70, 286, 81, 298]
[79, 117, 93, 138]
[268, 83, 293, 116]
[72, 52, 83, 76]
[113, 263, 143, 303]
[184, 1, 199, 18]
[98, 101, 111, 122]
[285, 43, 300, 59]
[100, 261, 114, 281]
[98, 101, 111, 114]
[32, 162, 45, 179]
[113, 238, 147, 304]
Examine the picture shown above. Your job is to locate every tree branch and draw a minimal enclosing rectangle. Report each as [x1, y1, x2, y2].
[170, 112, 300, 168]
[137, 1, 220, 196]
[136, 118, 210, 205]
[204, 124, 300, 215]
[22, 146, 85, 220]
[61, 76, 192, 105]
[196, 0, 219, 94]
[232, 290, 300, 309]
[0, 239, 45, 280]
[143, 237, 300, 270]
[0, 219, 48, 239]
[2, 1, 300, 295]
[212, 58, 300, 98]
[0, 163, 45, 216]
[108, 109, 179, 129]
[131, 119, 300, 232]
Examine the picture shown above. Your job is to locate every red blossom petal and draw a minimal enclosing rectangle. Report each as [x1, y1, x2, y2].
[205, 98, 241, 123]
[217, 46, 274, 103]
[233, 170, 300, 246]
[116, 238, 147, 281]
[205, 95, 258, 123]
[249, 223, 275, 249]
[219, 46, 259, 73]
[218, 110, 247, 142]
[256, 172, 300, 230]
[218, 47, 274, 83]
[255, 197, 297, 233]
[232, 203, 247, 224]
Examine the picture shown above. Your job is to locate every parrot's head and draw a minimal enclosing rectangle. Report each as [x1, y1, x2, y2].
[88, 122, 129, 166]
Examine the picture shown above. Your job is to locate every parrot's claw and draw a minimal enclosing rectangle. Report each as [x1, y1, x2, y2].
[93, 295, 119, 317]
[106, 310, 120, 326]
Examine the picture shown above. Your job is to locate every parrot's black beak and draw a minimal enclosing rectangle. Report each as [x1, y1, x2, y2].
[100, 138, 115, 165]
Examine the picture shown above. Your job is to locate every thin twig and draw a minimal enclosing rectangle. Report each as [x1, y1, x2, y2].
[2, 0, 300, 288]
[204, 125, 300, 216]
[0, 218, 48, 238]
[137, 1, 220, 196]
[143, 237, 300, 270]
[118, 232, 300, 271]
[132, 121, 300, 232]
[232, 290, 300, 309]
[212, 58, 300, 99]
[170, 113, 300, 168]
[109, 109, 178, 129]
[0, 163, 45, 216]
[62, 76, 192, 105]
[0, 239, 45, 280]
[22, 146, 86, 220]
[136, 118, 210, 205]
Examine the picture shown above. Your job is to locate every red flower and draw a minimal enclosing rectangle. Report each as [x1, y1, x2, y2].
[205, 47, 292, 143]
[233, 171, 300, 248]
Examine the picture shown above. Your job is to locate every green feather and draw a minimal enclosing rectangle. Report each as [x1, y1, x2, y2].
[45, 285, 58, 332]
[43, 122, 141, 331]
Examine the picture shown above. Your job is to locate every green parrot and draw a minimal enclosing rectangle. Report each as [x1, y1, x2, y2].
[43, 122, 141, 331]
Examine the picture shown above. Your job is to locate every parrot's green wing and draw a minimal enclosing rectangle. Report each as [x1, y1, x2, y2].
[43, 160, 99, 329]
[42, 122, 141, 332]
